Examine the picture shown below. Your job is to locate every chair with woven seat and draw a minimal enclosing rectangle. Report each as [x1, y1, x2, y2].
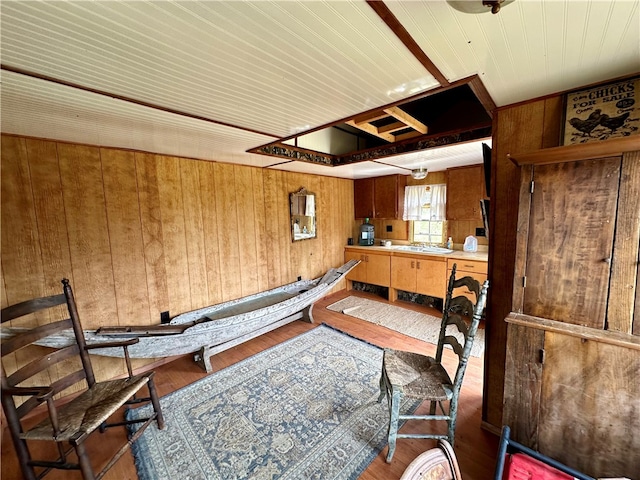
[378, 264, 488, 462]
[1, 278, 165, 480]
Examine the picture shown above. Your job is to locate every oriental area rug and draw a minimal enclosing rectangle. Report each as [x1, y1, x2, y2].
[126, 324, 419, 480]
[327, 296, 485, 358]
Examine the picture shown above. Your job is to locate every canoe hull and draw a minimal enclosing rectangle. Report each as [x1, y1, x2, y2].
[19, 260, 359, 359]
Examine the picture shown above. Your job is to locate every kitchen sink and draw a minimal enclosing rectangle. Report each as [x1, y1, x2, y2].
[394, 245, 454, 254]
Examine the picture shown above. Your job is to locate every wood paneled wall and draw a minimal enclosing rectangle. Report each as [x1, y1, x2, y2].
[1, 135, 354, 384]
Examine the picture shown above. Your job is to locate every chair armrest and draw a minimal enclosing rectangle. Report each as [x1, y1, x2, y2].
[2, 385, 55, 400]
[85, 338, 140, 350]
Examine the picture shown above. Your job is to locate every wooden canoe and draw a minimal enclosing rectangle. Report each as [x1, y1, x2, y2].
[9, 260, 359, 362]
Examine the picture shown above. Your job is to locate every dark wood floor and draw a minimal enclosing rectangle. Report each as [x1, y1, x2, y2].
[1, 289, 499, 480]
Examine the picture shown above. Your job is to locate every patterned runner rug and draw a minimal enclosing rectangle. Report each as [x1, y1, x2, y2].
[126, 325, 419, 480]
[326, 296, 484, 358]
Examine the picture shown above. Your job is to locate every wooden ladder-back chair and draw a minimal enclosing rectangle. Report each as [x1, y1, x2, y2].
[1, 278, 165, 480]
[378, 264, 489, 462]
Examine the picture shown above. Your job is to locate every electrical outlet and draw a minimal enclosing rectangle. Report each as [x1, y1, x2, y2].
[298, 276, 302, 281]
[476, 227, 486, 237]
[160, 311, 170, 324]
[386, 225, 392, 232]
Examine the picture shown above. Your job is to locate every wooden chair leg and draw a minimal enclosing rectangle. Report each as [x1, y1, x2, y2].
[377, 371, 387, 403]
[12, 437, 37, 480]
[147, 377, 165, 430]
[74, 441, 96, 480]
[386, 388, 402, 463]
[447, 398, 458, 446]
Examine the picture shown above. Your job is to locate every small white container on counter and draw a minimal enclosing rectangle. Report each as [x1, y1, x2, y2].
[463, 235, 478, 252]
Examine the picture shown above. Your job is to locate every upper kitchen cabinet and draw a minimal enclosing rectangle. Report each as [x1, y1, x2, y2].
[354, 174, 406, 219]
[446, 165, 485, 221]
[354, 178, 375, 218]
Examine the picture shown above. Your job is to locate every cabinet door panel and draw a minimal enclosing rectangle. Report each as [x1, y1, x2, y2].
[523, 158, 620, 328]
[538, 333, 640, 477]
[373, 176, 397, 219]
[416, 259, 447, 298]
[366, 253, 391, 287]
[354, 178, 374, 219]
[391, 256, 416, 293]
[447, 165, 483, 220]
[344, 250, 367, 283]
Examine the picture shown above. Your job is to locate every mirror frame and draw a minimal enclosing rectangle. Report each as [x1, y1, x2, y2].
[290, 187, 317, 242]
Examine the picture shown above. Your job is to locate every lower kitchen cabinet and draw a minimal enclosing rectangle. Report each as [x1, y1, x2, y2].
[390, 254, 447, 301]
[344, 249, 390, 287]
[344, 247, 488, 305]
[447, 258, 487, 301]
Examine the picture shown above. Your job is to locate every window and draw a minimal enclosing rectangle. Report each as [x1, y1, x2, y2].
[412, 217, 446, 245]
[406, 184, 447, 245]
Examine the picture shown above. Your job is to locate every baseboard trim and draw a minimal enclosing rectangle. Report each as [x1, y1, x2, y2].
[481, 420, 502, 437]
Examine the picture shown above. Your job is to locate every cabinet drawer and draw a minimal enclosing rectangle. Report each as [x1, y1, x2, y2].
[447, 258, 487, 274]
[448, 269, 487, 302]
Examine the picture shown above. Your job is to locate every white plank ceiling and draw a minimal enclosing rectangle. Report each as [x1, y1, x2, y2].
[1, 0, 638, 179]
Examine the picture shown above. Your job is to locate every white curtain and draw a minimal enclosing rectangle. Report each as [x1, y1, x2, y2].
[403, 184, 447, 221]
[430, 184, 447, 221]
[305, 195, 315, 216]
[403, 185, 429, 221]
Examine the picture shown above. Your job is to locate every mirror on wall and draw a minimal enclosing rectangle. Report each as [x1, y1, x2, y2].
[290, 188, 316, 242]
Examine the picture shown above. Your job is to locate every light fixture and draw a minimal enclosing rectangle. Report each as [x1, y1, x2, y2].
[411, 167, 428, 180]
[447, 0, 515, 14]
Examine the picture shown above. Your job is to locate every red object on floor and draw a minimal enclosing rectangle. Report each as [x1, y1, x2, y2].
[504, 453, 575, 480]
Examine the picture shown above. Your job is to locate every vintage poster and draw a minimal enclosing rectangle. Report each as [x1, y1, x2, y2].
[562, 76, 639, 145]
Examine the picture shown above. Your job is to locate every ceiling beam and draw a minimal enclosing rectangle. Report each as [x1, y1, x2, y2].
[348, 105, 428, 142]
[377, 121, 410, 134]
[366, 0, 449, 87]
[346, 119, 395, 142]
[393, 130, 424, 142]
[351, 109, 389, 126]
[383, 107, 428, 134]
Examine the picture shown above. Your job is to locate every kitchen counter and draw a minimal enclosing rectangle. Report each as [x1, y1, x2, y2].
[344, 244, 488, 263]
[344, 245, 488, 302]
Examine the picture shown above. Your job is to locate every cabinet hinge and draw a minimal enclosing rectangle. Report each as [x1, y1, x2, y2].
[539, 348, 545, 364]
[530, 181, 535, 194]
[522, 276, 527, 288]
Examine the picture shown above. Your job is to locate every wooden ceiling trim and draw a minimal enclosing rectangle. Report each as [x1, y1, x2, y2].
[251, 124, 492, 167]
[334, 124, 492, 165]
[366, 0, 449, 87]
[1, 64, 280, 139]
[252, 143, 335, 166]
[467, 76, 498, 118]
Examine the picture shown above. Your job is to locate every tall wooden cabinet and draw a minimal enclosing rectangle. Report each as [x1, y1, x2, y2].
[354, 174, 406, 219]
[502, 138, 640, 479]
